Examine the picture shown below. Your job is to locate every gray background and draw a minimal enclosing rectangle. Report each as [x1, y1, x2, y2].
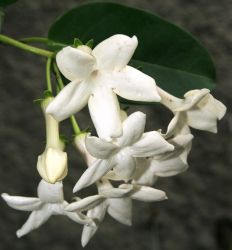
[0, 0, 231, 250]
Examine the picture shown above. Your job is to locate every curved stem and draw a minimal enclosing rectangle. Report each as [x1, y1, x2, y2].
[0, 34, 54, 58]
[46, 58, 53, 92]
[53, 61, 82, 135]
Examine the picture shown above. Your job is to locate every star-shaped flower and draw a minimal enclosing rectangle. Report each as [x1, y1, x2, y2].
[158, 87, 226, 133]
[1, 180, 103, 237]
[46, 34, 161, 140]
[66, 178, 167, 247]
[133, 113, 193, 186]
[73, 111, 174, 192]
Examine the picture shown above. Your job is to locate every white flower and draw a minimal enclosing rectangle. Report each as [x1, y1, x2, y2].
[73, 111, 174, 192]
[67, 179, 166, 247]
[133, 113, 193, 186]
[46, 34, 161, 140]
[1, 180, 102, 237]
[37, 98, 68, 183]
[158, 87, 226, 133]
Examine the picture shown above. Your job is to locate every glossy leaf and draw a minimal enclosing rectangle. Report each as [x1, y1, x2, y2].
[48, 2, 216, 98]
[0, 0, 17, 7]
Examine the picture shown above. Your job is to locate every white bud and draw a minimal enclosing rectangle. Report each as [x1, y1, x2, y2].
[37, 147, 67, 184]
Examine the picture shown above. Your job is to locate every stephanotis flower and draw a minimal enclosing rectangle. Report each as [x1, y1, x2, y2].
[66, 178, 167, 247]
[73, 111, 174, 192]
[46, 34, 161, 140]
[158, 87, 226, 133]
[1, 180, 104, 237]
[37, 98, 67, 183]
[132, 114, 193, 186]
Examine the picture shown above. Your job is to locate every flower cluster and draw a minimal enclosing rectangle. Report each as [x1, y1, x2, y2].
[2, 34, 226, 246]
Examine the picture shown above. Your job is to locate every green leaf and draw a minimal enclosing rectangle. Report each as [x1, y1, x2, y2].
[48, 2, 216, 98]
[0, 0, 17, 7]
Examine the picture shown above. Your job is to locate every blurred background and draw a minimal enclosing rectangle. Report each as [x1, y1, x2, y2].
[0, 0, 231, 249]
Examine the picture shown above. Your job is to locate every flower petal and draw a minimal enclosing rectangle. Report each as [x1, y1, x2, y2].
[151, 157, 188, 177]
[121, 184, 167, 202]
[132, 158, 157, 186]
[117, 111, 146, 147]
[74, 133, 96, 166]
[56, 46, 95, 81]
[65, 211, 95, 226]
[111, 66, 160, 102]
[16, 204, 52, 237]
[107, 197, 132, 226]
[114, 152, 136, 180]
[164, 112, 190, 138]
[73, 159, 114, 192]
[1, 193, 42, 211]
[173, 89, 210, 112]
[81, 202, 107, 247]
[46, 80, 91, 122]
[85, 135, 118, 159]
[185, 94, 227, 133]
[37, 180, 64, 203]
[92, 34, 138, 71]
[88, 86, 122, 140]
[130, 131, 174, 157]
[65, 195, 105, 212]
[99, 184, 133, 198]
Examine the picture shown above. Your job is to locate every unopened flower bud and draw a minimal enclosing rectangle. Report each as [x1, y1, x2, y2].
[37, 147, 67, 184]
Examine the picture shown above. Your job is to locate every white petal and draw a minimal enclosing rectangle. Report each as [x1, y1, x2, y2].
[186, 95, 227, 133]
[92, 34, 138, 71]
[88, 86, 122, 140]
[65, 195, 105, 212]
[151, 157, 188, 177]
[132, 158, 157, 186]
[117, 111, 146, 147]
[150, 134, 193, 177]
[56, 46, 95, 81]
[65, 211, 95, 226]
[37, 180, 64, 203]
[164, 112, 190, 138]
[81, 202, 107, 247]
[111, 66, 160, 102]
[130, 131, 174, 157]
[46, 80, 91, 122]
[74, 133, 96, 166]
[73, 159, 114, 192]
[108, 197, 132, 226]
[174, 89, 210, 111]
[122, 184, 167, 202]
[114, 151, 136, 180]
[99, 184, 133, 198]
[37, 148, 67, 184]
[16, 204, 52, 237]
[85, 135, 118, 159]
[1, 193, 42, 211]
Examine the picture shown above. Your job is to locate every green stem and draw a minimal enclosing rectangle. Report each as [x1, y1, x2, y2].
[0, 34, 54, 58]
[53, 62, 64, 89]
[20, 36, 68, 48]
[20, 37, 50, 44]
[46, 58, 53, 92]
[53, 61, 82, 135]
[70, 115, 81, 135]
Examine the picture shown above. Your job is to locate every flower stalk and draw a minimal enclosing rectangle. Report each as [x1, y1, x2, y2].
[0, 34, 54, 58]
